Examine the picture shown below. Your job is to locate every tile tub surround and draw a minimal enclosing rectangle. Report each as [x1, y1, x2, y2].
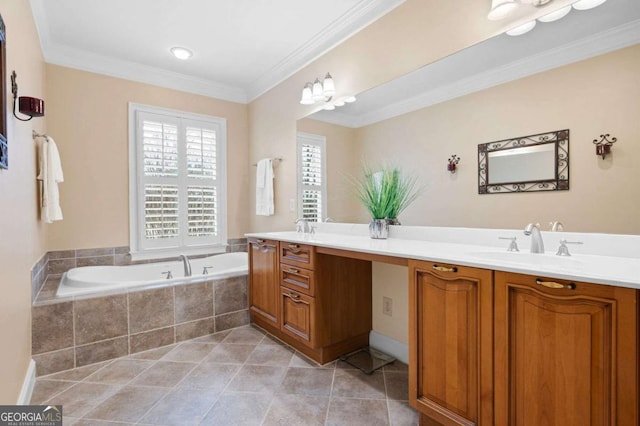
[32, 275, 249, 376]
[46, 239, 249, 276]
[30, 326, 418, 425]
[30, 252, 49, 302]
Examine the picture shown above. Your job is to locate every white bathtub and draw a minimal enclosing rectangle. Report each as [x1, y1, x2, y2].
[57, 252, 248, 297]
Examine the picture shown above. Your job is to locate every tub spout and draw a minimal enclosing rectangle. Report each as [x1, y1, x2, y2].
[179, 254, 192, 277]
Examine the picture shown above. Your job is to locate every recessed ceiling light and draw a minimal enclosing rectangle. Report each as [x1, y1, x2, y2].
[170, 47, 193, 60]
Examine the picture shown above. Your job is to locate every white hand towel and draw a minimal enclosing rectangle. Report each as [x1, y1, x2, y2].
[37, 136, 64, 223]
[256, 158, 274, 216]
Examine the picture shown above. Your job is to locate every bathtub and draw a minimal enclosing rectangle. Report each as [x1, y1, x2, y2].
[57, 252, 248, 297]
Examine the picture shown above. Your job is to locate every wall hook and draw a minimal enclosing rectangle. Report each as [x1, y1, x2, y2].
[592, 133, 617, 159]
[447, 155, 460, 173]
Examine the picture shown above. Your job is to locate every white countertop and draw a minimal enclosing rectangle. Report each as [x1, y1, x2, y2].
[246, 226, 640, 289]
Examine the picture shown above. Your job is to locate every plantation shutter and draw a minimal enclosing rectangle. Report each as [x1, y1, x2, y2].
[297, 133, 327, 222]
[132, 106, 226, 256]
[139, 113, 181, 247]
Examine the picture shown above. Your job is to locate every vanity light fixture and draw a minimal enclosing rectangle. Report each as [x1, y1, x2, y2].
[10, 71, 44, 121]
[300, 73, 335, 105]
[501, 0, 609, 36]
[170, 46, 193, 60]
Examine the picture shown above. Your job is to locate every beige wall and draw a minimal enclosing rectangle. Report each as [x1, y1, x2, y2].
[296, 118, 359, 222]
[45, 65, 250, 250]
[357, 45, 640, 344]
[0, 1, 47, 402]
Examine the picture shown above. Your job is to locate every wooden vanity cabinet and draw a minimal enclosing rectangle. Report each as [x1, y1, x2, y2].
[249, 239, 372, 364]
[248, 238, 279, 325]
[409, 260, 494, 426]
[494, 272, 638, 426]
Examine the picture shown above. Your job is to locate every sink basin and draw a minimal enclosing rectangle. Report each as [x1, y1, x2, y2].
[468, 251, 582, 268]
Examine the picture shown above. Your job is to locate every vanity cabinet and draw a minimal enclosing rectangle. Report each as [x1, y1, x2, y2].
[248, 238, 279, 325]
[494, 272, 638, 426]
[409, 260, 494, 426]
[249, 239, 372, 364]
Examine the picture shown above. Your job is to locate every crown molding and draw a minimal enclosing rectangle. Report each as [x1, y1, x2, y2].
[44, 44, 248, 103]
[244, 0, 406, 102]
[330, 19, 640, 128]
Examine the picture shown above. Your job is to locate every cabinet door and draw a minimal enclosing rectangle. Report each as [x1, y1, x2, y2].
[494, 272, 638, 426]
[248, 238, 279, 324]
[409, 261, 493, 426]
[280, 287, 316, 348]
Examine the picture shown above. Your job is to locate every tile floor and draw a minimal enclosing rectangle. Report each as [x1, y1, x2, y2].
[31, 325, 418, 425]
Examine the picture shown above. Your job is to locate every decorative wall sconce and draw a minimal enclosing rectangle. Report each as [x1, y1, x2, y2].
[11, 71, 45, 121]
[447, 155, 460, 173]
[593, 133, 617, 159]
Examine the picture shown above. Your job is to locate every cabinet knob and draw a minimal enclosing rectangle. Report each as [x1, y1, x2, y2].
[536, 278, 576, 290]
[289, 292, 301, 300]
[432, 265, 458, 273]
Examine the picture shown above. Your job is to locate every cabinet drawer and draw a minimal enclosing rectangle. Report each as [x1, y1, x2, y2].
[280, 287, 316, 348]
[280, 242, 315, 269]
[281, 264, 315, 296]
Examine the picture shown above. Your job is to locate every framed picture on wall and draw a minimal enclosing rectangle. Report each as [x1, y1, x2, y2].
[0, 13, 7, 169]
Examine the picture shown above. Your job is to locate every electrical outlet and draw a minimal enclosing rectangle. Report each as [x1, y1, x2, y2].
[383, 296, 392, 316]
[289, 198, 295, 212]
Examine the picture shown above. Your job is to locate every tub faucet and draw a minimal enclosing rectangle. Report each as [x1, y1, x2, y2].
[524, 223, 545, 254]
[179, 254, 192, 277]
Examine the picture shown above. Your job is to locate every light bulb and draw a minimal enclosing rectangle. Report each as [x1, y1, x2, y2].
[506, 20, 536, 36]
[322, 73, 335, 97]
[572, 0, 607, 10]
[324, 104, 336, 110]
[334, 100, 345, 107]
[300, 83, 314, 105]
[312, 78, 324, 101]
[344, 96, 356, 103]
[488, 0, 518, 20]
[538, 5, 572, 22]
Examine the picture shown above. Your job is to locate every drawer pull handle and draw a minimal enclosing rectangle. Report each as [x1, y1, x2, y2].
[432, 265, 458, 273]
[288, 268, 300, 274]
[289, 292, 301, 300]
[536, 279, 576, 290]
[289, 244, 300, 249]
[257, 239, 265, 243]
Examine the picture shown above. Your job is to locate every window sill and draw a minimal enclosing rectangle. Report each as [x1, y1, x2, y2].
[130, 245, 227, 262]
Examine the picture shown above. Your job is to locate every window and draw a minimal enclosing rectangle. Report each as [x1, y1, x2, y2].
[129, 104, 226, 259]
[297, 132, 327, 222]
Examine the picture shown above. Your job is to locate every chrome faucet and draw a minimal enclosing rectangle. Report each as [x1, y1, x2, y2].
[524, 223, 545, 254]
[549, 221, 564, 232]
[295, 218, 311, 234]
[179, 254, 192, 277]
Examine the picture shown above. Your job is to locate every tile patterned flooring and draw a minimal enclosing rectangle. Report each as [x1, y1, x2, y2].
[31, 325, 419, 425]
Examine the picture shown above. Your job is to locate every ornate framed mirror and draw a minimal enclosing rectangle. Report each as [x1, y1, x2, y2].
[478, 129, 569, 194]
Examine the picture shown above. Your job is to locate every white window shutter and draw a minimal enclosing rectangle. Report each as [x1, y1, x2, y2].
[130, 104, 227, 257]
[297, 133, 327, 223]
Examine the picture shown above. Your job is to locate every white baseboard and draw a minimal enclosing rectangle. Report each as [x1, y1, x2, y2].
[17, 359, 36, 405]
[369, 331, 408, 364]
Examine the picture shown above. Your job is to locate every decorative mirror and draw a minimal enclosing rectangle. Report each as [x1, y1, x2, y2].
[478, 129, 569, 194]
[0, 13, 6, 169]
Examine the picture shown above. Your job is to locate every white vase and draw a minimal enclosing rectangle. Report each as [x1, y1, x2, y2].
[369, 219, 389, 239]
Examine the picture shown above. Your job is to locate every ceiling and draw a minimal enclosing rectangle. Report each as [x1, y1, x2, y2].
[311, 0, 640, 128]
[29, 0, 405, 103]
